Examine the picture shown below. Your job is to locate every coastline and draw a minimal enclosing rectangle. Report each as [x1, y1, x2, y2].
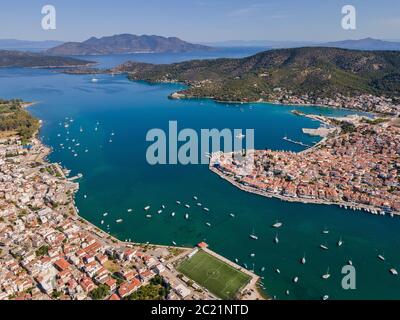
[28, 110, 265, 300]
[209, 166, 398, 217]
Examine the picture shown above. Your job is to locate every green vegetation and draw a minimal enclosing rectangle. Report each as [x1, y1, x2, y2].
[0, 99, 39, 142]
[121, 47, 400, 102]
[35, 245, 49, 257]
[177, 250, 251, 300]
[0, 50, 93, 68]
[340, 122, 357, 133]
[126, 275, 170, 300]
[89, 284, 109, 300]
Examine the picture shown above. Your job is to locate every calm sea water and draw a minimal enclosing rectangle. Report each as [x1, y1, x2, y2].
[0, 50, 399, 300]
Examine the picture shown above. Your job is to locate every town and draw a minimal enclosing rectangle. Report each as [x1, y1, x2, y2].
[210, 115, 400, 215]
[0, 135, 220, 300]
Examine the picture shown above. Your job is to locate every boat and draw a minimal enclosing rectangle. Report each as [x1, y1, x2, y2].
[301, 254, 306, 265]
[320, 244, 329, 250]
[157, 210, 162, 214]
[293, 277, 299, 283]
[146, 214, 152, 218]
[161, 205, 166, 209]
[272, 221, 282, 228]
[205, 222, 211, 227]
[91, 78, 99, 82]
[185, 204, 190, 208]
[322, 228, 330, 234]
[176, 201, 181, 205]
[322, 295, 329, 301]
[285, 290, 290, 296]
[322, 268, 331, 279]
[243, 263, 248, 269]
[172, 241, 177, 246]
[171, 212, 176, 217]
[229, 213, 235, 218]
[250, 253, 255, 258]
[260, 267, 265, 272]
[193, 196, 198, 200]
[144, 206, 150, 211]
[103, 212, 108, 217]
[378, 254, 385, 261]
[337, 237, 343, 247]
[127, 209, 133, 212]
[235, 258, 239, 263]
[348, 260, 353, 266]
[276, 269, 281, 274]
[197, 203, 202, 207]
[116, 219, 123, 223]
[274, 233, 279, 244]
[185, 213, 189, 219]
[101, 220, 104, 225]
[249, 229, 258, 240]
[203, 207, 210, 212]
[390, 268, 398, 275]
[83, 194, 87, 199]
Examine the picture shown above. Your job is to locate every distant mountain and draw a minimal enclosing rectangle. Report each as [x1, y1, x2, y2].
[0, 39, 64, 50]
[115, 47, 400, 102]
[320, 38, 400, 51]
[204, 38, 400, 51]
[203, 40, 315, 48]
[0, 50, 94, 68]
[46, 34, 213, 55]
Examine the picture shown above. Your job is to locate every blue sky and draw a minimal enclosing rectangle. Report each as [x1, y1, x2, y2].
[1, 0, 399, 42]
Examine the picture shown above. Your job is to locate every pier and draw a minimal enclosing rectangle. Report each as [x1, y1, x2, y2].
[283, 136, 311, 147]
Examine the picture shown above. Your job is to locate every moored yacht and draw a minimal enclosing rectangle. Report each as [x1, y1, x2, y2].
[322, 268, 331, 279]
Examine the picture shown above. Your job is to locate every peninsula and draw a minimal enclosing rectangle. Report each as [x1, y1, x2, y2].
[101, 47, 398, 114]
[210, 115, 400, 216]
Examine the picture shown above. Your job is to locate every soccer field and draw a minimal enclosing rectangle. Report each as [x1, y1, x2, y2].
[177, 250, 251, 299]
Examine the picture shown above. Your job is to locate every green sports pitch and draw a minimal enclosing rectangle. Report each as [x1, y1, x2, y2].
[177, 250, 251, 299]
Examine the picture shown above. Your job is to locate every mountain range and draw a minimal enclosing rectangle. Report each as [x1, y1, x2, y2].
[205, 38, 400, 51]
[46, 34, 212, 55]
[0, 39, 64, 51]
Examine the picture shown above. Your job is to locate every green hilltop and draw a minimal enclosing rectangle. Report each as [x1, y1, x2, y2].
[115, 47, 400, 102]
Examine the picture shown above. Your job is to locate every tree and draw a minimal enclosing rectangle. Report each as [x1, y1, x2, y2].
[89, 284, 109, 300]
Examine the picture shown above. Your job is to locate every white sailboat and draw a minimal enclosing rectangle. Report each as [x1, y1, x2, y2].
[171, 212, 176, 217]
[185, 213, 189, 219]
[390, 268, 398, 275]
[146, 214, 152, 218]
[272, 220, 282, 228]
[378, 254, 385, 261]
[127, 209, 133, 212]
[193, 196, 198, 200]
[301, 254, 306, 265]
[320, 244, 329, 250]
[205, 222, 211, 227]
[144, 206, 150, 211]
[203, 208, 210, 212]
[249, 228, 258, 240]
[276, 268, 281, 274]
[293, 276, 299, 283]
[274, 233, 279, 244]
[176, 201, 181, 205]
[322, 295, 329, 301]
[116, 219, 123, 223]
[230, 213, 235, 218]
[260, 266, 265, 272]
[185, 204, 190, 208]
[157, 210, 162, 214]
[322, 268, 331, 279]
[337, 237, 343, 247]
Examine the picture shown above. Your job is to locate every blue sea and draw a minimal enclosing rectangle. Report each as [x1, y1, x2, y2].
[0, 48, 399, 300]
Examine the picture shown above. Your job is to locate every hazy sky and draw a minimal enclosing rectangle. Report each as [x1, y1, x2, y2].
[1, 0, 399, 42]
